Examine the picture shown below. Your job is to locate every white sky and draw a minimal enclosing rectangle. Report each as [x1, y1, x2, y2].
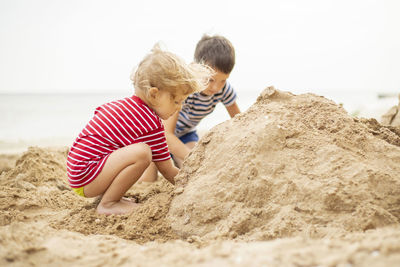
[0, 0, 399, 95]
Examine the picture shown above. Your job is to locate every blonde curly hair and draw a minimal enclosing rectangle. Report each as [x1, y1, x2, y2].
[131, 44, 213, 102]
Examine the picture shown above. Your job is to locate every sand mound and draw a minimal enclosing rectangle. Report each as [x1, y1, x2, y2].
[2, 87, 400, 266]
[168, 87, 400, 241]
[0, 146, 177, 243]
[0, 147, 75, 226]
[0, 153, 18, 174]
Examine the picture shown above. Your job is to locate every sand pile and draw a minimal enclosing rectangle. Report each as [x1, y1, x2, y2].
[1, 87, 400, 266]
[0, 147, 73, 226]
[0, 154, 18, 174]
[0, 146, 178, 244]
[168, 87, 400, 241]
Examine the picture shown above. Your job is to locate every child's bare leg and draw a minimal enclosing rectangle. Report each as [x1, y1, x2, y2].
[83, 143, 152, 215]
[97, 165, 142, 214]
[185, 141, 197, 151]
[138, 162, 158, 182]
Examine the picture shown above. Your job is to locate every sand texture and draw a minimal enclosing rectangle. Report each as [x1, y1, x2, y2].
[1, 87, 400, 266]
[381, 94, 400, 127]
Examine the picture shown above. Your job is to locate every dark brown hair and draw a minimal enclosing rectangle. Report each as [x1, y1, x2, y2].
[194, 35, 235, 74]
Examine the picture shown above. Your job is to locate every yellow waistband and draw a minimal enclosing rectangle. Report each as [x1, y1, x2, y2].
[72, 186, 85, 197]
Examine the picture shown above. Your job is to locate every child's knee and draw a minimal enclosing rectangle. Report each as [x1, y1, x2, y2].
[134, 143, 152, 164]
[123, 143, 152, 170]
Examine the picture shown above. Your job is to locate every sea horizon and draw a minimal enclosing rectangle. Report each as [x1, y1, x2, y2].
[1, 90, 398, 154]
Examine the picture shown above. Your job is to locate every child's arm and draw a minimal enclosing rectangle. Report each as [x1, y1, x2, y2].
[163, 112, 191, 159]
[226, 101, 241, 118]
[154, 159, 178, 185]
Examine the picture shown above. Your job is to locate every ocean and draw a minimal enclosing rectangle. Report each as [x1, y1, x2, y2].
[0, 90, 398, 154]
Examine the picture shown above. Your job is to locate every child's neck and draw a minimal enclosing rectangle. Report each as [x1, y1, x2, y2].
[135, 91, 152, 108]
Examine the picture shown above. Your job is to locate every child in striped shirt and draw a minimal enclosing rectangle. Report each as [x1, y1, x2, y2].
[140, 35, 241, 182]
[66, 45, 212, 215]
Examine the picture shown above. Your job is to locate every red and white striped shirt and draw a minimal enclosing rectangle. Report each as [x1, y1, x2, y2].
[67, 96, 170, 188]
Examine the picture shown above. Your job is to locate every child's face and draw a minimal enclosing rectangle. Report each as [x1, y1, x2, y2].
[153, 90, 187, 120]
[201, 68, 230, 96]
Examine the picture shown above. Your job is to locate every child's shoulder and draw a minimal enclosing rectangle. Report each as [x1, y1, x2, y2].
[219, 81, 236, 95]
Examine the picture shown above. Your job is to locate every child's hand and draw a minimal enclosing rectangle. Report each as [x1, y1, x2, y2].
[166, 176, 175, 185]
[155, 159, 178, 185]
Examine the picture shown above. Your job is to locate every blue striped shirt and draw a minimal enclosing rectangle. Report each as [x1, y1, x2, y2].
[175, 81, 237, 137]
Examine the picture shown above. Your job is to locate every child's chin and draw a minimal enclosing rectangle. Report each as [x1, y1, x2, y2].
[160, 114, 170, 120]
[201, 91, 213, 96]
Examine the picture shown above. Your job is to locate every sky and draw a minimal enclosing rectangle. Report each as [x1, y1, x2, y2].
[0, 0, 399, 95]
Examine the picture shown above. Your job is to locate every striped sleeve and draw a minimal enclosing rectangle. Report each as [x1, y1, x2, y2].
[221, 82, 237, 106]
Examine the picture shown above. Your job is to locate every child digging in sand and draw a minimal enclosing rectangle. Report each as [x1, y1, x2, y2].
[140, 34, 241, 182]
[66, 45, 212, 215]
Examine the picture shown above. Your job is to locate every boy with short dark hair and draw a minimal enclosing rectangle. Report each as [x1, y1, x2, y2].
[165, 34, 241, 167]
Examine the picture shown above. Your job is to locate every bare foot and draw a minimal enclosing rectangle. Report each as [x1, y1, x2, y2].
[121, 197, 138, 204]
[97, 199, 140, 215]
[139, 176, 157, 183]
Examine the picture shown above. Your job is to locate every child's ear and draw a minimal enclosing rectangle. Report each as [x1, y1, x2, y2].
[148, 87, 159, 100]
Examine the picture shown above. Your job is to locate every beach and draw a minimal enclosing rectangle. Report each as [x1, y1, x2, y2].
[1, 87, 400, 266]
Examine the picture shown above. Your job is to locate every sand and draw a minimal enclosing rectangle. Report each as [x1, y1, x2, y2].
[1, 87, 400, 266]
[0, 154, 18, 174]
[381, 94, 400, 127]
